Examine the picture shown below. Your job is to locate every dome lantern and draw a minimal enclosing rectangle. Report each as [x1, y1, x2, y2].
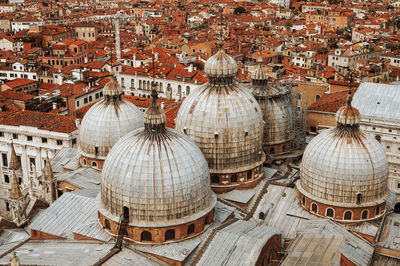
[335, 91, 361, 127]
[144, 90, 166, 132]
[204, 47, 238, 85]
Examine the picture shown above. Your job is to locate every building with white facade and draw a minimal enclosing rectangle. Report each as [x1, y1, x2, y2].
[0, 111, 78, 217]
[352, 82, 400, 194]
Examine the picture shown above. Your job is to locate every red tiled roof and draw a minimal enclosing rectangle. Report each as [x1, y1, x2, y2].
[3, 78, 36, 89]
[308, 90, 354, 113]
[1, 90, 35, 101]
[1, 110, 77, 133]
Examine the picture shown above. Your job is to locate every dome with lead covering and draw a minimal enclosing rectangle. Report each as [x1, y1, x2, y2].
[79, 77, 144, 167]
[99, 91, 216, 243]
[298, 92, 389, 221]
[176, 48, 265, 192]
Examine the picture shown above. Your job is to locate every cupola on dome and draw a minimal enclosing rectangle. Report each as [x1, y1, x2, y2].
[204, 48, 238, 78]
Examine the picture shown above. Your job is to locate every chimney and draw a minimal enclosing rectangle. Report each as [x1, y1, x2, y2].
[188, 64, 193, 73]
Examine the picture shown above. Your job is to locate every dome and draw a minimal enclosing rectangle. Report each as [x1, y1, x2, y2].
[99, 91, 215, 242]
[79, 78, 144, 165]
[204, 48, 238, 78]
[251, 65, 294, 154]
[176, 49, 265, 192]
[298, 95, 389, 219]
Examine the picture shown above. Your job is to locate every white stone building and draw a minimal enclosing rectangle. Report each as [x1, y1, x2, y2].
[0, 111, 79, 217]
[352, 82, 400, 194]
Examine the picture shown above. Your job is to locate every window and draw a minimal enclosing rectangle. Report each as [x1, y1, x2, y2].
[57, 140, 63, 145]
[89, 96, 92, 102]
[247, 170, 252, 180]
[92, 161, 97, 168]
[362, 210, 368, 219]
[27, 135, 32, 141]
[18, 177, 22, 184]
[326, 208, 334, 217]
[4, 174, 9, 183]
[72, 138, 77, 145]
[104, 219, 110, 229]
[259, 212, 265, 220]
[230, 174, 237, 183]
[375, 135, 381, 142]
[82, 158, 87, 165]
[84, 98, 88, 104]
[344, 211, 352, 220]
[211, 175, 219, 184]
[42, 137, 47, 143]
[204, 216, 209, 226]
[311, 203, 318, 213]
[270, 147, 275, 154]
[141, 231, 152, 241]
[29, 157, 35, 170]
[95, 147, 99, 156]
[302, 196, 305, 206]
[12, 133, 17, 139]
[187, 224, 195, 235]
[357, 193, 362, 204]
[76, 101, 80, 107]
[6, 202, 10, 211]
[376, 206, 380, 215]
[2, 153, 7, 167]
[0, 132, 4, 137]
[165, 229, 175, 241]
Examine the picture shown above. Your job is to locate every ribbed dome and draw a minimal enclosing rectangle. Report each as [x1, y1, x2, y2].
[298, 97, 389, 207]
[176, 79, 265, 173]
[99, 91, 216, 227]
[79, 80, 144, 160]
[251, 74, 294, 148]
[204, 49, 238, 78]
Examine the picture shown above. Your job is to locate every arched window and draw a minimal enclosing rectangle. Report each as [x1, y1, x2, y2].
[121, 78, 125, 88]
[91, 161, 97, 168]
[247, 170, 252, 180]
[344, 211, 352, 220]
[82, 158, 87, 165]
[315, 94, 321, 101]
[270, 147, 275, 154]
[187, 224, 195, 235]
[186, 86, 190, 95]
[141, 231, 152, 241]
[230, 174, 237, 183]
[204, 216, 209, 226]
[375, 135, 381, 142]
[131, 79, 134, 89]
[211, 175, 219, 184]
[165, 229, 175, 241]
[311, 203, 318, 213]
[362, 210, 368, 219]
[302, 196, 305, 206]
[357, 193, 362, 204]
[282, 145, 286, 152]
[104, 219, 110, 229]
[178, 85, 181, 96]
[326, 208, 334, 218]
[259, 212, 265, 220]
[139, 80, 142, 89]
[376, 205, 380, 215]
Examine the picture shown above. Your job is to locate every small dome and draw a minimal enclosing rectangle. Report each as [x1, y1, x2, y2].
[79, 79, 143, 161]
[103, 77, 123, 97]
[252, 64, 268, 81]
[99, 91, 215, 227]
[336, 94, 361, 126]
[204, 49, 238, 78]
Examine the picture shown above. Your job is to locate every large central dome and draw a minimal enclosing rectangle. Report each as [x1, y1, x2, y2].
[98, 90, 216, 243]
[79, 77, 144, 169]
[176, 48, 265, 193]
